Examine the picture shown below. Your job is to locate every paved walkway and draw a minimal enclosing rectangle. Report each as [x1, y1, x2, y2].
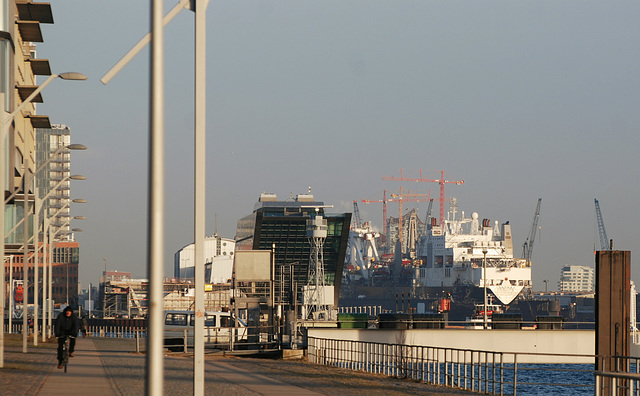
[36, 338, 116, 395]
[6, 337, 471, 395]
[207, 359, 323, 396]
[34, 338, 324, 396]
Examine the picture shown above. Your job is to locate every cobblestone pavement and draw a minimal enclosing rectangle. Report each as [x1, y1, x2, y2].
[0, 334, 57, 395]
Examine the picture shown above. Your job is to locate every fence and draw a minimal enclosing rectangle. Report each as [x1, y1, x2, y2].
[308, 336, 598, 395]
[337, 305, 383, 317]
[594, 356, 640, 395]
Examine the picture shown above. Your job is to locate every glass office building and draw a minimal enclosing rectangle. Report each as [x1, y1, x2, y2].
[236, 192, 351, 305]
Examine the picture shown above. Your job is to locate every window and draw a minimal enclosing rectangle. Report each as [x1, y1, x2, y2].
[165, 313, 187, 326]
[220, 316, 235, 327]
[0, 40, 9, 111]
[1, 0, 9, 32]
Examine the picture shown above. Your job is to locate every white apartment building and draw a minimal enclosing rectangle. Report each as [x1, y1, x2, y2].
[558, 265, 594, 292]
[174, 234, 235, 282]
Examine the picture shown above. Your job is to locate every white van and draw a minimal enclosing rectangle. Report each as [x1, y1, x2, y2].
[163, 310, 247, 351]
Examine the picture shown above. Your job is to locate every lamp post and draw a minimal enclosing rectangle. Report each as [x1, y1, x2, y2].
[101, 1, 210, 391]
[8, 173, 86, 345]
[482, 248, 488, 330]
[1, 72, 86, 360]
[44, 201, 86, 337]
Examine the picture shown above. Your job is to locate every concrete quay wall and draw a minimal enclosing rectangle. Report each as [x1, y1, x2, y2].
[308, 328, 596, 363]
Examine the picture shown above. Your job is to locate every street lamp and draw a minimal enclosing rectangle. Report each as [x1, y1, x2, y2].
[102, 1, 211, 391]
[44, 200, 86, 337]
[28, 173, 86, 345]
[1, 72, 86, 358]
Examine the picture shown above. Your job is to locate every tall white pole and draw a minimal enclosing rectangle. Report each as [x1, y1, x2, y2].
[41, 216, 48, 342]
[193, 0, 207, 394]
[9, 257, 13, 334]
[0, 93, 6, 367]
[33, 187, 39, 346]
[22, 154, 30, 353]
[18, 103, 33, 352]
[47, 221, 53, 336]
[146, 0, 165, 394]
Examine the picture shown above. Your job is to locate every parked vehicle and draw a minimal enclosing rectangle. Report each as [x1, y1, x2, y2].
[163, 310, 247, 351]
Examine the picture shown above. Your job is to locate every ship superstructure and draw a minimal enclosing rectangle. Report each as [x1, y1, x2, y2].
[416, 198, 532, 305]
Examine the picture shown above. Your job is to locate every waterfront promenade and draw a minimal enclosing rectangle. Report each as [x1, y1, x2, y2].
[0, 335, 469, 395]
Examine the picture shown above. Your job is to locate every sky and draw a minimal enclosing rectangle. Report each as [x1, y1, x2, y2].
[34, 0, 640, 291]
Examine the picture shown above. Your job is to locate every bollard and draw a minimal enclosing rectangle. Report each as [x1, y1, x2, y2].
[136, 331, 140, 353]
[183, 329, 188, 353]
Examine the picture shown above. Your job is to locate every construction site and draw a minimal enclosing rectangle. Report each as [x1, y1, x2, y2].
[97, 271, 232, 319]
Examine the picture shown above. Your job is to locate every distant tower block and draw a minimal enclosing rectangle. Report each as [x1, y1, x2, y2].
[306, 209, 328, 319]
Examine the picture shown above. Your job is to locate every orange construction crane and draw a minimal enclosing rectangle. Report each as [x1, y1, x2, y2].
[362, 188, 429, 247]
[383, 169, 464, 227]
[362, 190, 390, 235]
[390, 187, 430, 253]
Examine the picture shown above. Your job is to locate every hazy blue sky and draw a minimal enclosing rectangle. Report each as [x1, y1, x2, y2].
[36, 0, 640, 290]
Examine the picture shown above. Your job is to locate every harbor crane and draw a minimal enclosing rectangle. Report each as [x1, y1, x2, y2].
[594, 198, 611, 250]
[390, 187, 430, 255]
[362, 190, 390, 235]
[522, 198, 542, 264]
[382, 169, 464, 227]
[362, 188, 429, 255]
[346, 201, 381, 283]
[352, 201, 363, 229]
[424, 198, 434, 233]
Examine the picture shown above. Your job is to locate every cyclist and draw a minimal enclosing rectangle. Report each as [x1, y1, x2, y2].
[55, 306, 79, 369]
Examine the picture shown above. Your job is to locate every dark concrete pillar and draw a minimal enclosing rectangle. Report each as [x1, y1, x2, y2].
[595, 250, 630, 375]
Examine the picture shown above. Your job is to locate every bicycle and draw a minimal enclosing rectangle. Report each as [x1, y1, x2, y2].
[59, 335, 74, 373]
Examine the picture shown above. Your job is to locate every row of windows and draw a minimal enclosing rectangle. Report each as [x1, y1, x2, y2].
[3, 275, 77, 284]
[4, 265, 77, 273]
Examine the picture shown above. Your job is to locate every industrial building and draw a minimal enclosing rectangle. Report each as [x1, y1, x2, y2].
[173, 234, 235, 282]
[96, 270, 232, 318]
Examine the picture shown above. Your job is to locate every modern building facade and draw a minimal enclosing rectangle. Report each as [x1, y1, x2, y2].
[3, 0, 53, 310]
[2, 2, 83, 311]
[36, 124, 75, 241]
[558, 265, 594, 292]
[174, 234, 236, 282]
[2, 0, 55, 254]
[50, 240, 79, 305]
[235, 191, 351, 306]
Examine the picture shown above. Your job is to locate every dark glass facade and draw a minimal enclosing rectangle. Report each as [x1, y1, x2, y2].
[236, 195, 351, 305]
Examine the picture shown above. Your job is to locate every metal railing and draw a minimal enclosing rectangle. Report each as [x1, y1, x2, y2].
[594, 356, 640, 395]
[308, 336, 596, 395]
[337, 305, 383, 317]
[86, 325, 146, 339]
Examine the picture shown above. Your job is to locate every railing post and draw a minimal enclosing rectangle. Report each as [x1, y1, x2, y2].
[500, 353, 504, 396]
[513, 354, 518, 396]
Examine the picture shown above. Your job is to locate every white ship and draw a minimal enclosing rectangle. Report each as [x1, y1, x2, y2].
[416, 198, 532, 305]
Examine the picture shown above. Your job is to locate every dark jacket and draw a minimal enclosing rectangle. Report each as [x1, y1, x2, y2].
[55, 307, 79, 337]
